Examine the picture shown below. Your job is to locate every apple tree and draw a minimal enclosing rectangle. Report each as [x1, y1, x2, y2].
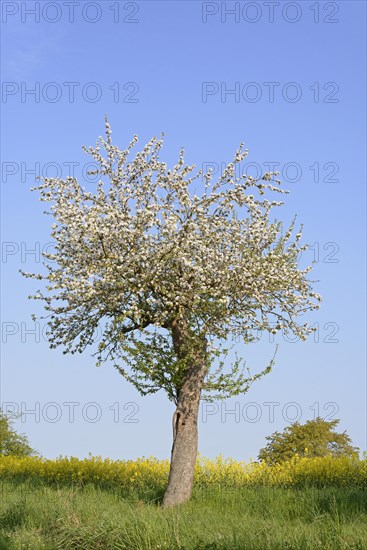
[23, 119, 321, 506]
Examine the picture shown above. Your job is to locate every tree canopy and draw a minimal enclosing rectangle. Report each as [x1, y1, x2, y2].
[22, 119, 321, 404]
[258, 417, 359, 464]
[0, 409, 36, 457]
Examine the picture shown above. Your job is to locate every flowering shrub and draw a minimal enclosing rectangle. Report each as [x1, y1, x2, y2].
[0, 454, 365, 491]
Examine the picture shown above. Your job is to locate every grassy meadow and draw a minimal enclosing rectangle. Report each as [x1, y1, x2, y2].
[0, 455, 366, 549]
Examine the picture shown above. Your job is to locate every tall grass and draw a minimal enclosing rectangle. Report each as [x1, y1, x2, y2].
[1, 455, 366, 549]
[0, 482, 366, 549]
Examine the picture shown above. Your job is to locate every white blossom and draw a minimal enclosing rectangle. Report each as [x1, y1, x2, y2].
[23, 118, 321, 401]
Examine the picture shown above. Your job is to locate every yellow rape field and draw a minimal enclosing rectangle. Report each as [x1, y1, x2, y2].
[1, 454, 366, 491]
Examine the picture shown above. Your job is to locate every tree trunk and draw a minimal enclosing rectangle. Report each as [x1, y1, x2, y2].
[162, 320, 207, 508]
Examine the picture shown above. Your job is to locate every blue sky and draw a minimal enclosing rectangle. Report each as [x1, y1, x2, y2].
[1, 0, 366, 461]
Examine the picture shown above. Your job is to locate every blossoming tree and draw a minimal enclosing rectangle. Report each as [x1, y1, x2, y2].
[23, 119, 321, 507]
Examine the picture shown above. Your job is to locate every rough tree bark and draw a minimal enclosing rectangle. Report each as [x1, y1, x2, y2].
[162, 319, 208, 508]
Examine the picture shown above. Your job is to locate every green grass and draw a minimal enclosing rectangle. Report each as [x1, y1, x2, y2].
[0, 482, 366, 549]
